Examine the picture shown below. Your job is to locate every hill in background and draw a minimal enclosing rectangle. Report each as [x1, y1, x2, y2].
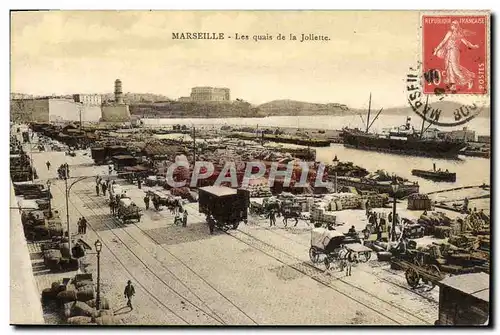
[352, 101, 490, 118]
[256, 99, 350, 116]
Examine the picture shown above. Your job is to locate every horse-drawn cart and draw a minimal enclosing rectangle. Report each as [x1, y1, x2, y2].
[392, 258, 445, 291]
[199, 186, 249, 234]
[115, 197, 142, 223]
[309, 228, 372, 269]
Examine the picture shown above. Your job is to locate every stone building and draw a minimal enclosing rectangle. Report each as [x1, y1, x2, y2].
[10, 97, 101, 123]
[190, 87, 230, 102]
[72, 94, 102, 106]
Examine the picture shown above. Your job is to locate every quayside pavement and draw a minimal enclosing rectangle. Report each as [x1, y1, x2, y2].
[27, 147, 439, 325]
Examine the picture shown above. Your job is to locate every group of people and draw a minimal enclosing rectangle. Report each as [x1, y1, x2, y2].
[366, 210, 400, 241]
[109, 191, 129, 215]
[57, 163, 70, 179]
[95, 176, 110, 197]
[77, 216, 88, 235]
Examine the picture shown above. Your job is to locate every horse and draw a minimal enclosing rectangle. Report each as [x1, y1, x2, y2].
[281, 209, 301, 227]
[324, 246, 358, 276]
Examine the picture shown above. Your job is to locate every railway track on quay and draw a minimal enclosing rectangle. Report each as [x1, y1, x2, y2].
[51, 180, 224, 325]
[225, 227, 437, 325]
[61, 179, 258, 325]
[248, 219, 439, 306]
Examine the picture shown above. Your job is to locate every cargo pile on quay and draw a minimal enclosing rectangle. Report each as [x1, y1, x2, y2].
[10, 120, 490, 326]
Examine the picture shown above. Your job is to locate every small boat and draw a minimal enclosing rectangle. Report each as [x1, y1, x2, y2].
[336, 170, 419, 198]
[411, 164, 456, 182]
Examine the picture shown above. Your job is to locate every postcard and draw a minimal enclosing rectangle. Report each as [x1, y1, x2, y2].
[10, 10, 490, 326]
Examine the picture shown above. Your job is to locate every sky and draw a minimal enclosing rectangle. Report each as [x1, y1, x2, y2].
[10, 11, 440, 108]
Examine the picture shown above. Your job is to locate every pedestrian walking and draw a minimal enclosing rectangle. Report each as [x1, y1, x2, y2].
[182, 210, 188, 227]
[77, 217, 82, 234]
[101, 182, 107, 196]
[365, 200, 371, 218]
[46, 161, 51, 170]
[207, 215, 216, 234]
[80, 217, 87, 234]
[376, 222, 383, 241]
[137, 178, 142, 190]
[108, 165, 113, 175]
[269, 210, 276, 227]
[143, 195, 150, 210]
[124, 280, 136, 310]
[109, 199, 115, 215]
[95, 183, 100, 196]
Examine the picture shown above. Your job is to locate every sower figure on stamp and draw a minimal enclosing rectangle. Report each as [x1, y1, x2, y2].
[124, 280, 136, 310]
[433, 20, 479, 91]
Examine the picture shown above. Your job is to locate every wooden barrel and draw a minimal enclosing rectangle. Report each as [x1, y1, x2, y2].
[71, 301, 94, 317]
[56, 290, 77, 303]
[59, 243, 71, 258]
[376, 251, 393, 262]
[42, 287, 57, 301]
[76, 287, 95, 302]
[86, 297, 110, 310]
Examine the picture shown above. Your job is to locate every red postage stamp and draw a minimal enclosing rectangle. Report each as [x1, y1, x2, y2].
[422, 15, 488, 95]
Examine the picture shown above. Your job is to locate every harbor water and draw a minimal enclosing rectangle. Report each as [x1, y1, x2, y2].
[142, 114, 491, 136]
[144, 115, 490, 195]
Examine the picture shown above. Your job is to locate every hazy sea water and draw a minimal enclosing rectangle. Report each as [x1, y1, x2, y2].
[142, 115, 490, 136]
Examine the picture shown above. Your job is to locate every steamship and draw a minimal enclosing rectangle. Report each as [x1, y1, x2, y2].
[341, 95, 467, 158]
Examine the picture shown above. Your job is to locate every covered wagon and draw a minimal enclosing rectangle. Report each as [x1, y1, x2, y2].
[115, 197, 141, 223]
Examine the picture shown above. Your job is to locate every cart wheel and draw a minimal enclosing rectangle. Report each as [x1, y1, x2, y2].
[358, 251, 371, 263]
[405, 267, 420, 289]
[232, 222, 240, 230]
[309, 247, 320, 263]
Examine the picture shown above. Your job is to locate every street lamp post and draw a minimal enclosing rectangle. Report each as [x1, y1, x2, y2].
[64, 166, 71, 251]
[391, 177, 400, 242]
[94, 240, 102, 311]
[47, 180, 52, 213]
[63, 170, 94, 256]
[332, 155, 339, 193]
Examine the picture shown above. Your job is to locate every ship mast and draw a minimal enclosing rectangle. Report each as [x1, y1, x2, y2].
[364, 93, 383, 133]
[419, 95, 429, 139]
[365, 93, 372, 133]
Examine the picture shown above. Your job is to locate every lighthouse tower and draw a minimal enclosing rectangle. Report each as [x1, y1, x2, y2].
[114, 79, 124, 105]
[100, 78, 130, 122]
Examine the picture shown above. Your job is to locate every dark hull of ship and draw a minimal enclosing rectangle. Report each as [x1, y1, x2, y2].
[342, 131, 467, 158]
[336, 177, 419, 198]
[411, 169, 457, 182]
